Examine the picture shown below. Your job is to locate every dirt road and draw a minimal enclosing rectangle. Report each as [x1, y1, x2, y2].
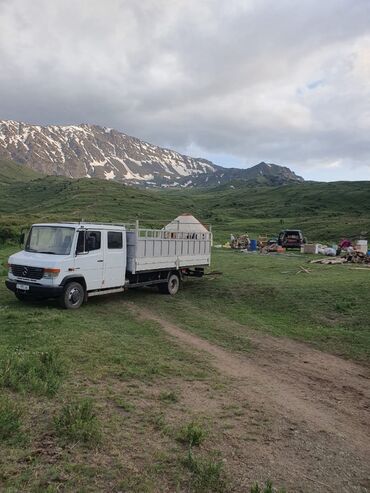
[130, 304, 370, 492]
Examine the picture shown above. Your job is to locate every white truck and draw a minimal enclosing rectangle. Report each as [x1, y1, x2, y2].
[5, 218, 212, 309]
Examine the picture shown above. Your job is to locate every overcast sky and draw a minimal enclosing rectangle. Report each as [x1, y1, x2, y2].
[0, 0, 369, 181]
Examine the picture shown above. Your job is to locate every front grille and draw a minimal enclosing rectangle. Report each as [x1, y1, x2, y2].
[11, 264, 44, 280]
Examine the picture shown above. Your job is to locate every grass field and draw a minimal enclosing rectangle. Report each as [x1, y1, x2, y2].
[127, 249, 370, 362]
[1, 243, 369, 492]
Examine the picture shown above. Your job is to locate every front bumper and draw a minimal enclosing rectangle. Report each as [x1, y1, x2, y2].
[5, 279, 63, 298]
[283, 243, 302, 249]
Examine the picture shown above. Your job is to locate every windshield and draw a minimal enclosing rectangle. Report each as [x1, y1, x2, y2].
[25, 226, 75, 255]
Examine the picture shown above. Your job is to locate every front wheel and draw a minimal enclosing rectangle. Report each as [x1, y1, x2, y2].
[60, 282, 85, 309]
[158, 273, 180, 295]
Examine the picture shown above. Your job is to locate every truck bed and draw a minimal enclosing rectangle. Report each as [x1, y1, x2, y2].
[126, 228, 212, 273]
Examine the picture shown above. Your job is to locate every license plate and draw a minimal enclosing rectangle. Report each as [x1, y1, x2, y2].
[16, 283, 30, 291]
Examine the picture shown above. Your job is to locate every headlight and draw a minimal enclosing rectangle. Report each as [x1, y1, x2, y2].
[43, 268, 60, 279]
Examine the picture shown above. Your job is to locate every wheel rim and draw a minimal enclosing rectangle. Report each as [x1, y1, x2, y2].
[68, 287, 81, 305]
[169, 276, 178, 293]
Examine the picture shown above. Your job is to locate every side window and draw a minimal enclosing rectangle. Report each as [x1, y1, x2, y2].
[86, 231, 101, 251]
[108, 231, 123, 249]
[77, 231, 102, 253]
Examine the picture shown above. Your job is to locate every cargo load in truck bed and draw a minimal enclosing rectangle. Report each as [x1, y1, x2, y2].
[126, 215, 212, 273]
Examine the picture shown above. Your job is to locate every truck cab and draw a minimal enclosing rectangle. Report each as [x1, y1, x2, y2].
[6, 223, 127, 308]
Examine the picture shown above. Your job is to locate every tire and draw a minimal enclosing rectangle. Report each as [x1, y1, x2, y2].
[158, 273, 180, 295]
[60, 281, 85, 309]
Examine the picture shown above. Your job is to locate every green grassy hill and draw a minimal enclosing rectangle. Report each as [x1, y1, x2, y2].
[0, 158, 42, 184]
[190, 180, 370, 241]
[0, 158, 369, 243]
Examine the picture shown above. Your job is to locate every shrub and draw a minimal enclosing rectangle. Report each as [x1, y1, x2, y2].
[0, 397, 22, 440]
[115, 398, 135, 412]
[159, 390, 179, 403]
[0, 351, 65, 397]
[54, 399, 101, 445]
[177, 421, 206, 447]
[184, 450, 227, 493]
[251, 480, 287, 493]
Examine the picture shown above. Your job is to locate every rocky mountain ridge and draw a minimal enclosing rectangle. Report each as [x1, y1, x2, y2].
[0, 119, 304, 187]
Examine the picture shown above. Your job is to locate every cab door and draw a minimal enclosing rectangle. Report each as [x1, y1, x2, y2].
[74, 230, 104, 290]
[103, 230, 126, 288]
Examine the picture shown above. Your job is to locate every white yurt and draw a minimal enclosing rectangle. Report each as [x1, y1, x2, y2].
[164, 213, 209, 233]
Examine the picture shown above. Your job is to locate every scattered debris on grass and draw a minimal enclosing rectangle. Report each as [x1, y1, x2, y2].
[311, 251, 370, 265]
[310, 257, 347, 265]
[230, 233, 251, 250]
[345, 251, 370, 264]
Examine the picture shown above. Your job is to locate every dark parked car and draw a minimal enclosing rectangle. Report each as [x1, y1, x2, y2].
[277, 230, 306, 249]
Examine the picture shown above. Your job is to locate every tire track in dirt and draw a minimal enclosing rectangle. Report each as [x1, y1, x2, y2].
[128, 303, 370, 459]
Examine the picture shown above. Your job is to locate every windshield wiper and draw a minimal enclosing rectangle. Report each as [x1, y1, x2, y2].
[38, 251, 57, 255]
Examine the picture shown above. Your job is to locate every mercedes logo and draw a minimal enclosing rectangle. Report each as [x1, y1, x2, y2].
[22, 267, 29, 277]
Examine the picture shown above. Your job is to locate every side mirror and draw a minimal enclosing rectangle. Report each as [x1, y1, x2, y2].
[19, 232, 25, 246]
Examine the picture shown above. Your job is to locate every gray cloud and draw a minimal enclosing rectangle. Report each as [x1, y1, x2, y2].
[0, 0, 370, 180]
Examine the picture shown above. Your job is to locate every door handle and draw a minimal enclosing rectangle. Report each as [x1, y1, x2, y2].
[97, 260, 104, 263]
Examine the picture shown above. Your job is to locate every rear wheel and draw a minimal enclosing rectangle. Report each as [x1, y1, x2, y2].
[158, 273, 180, 295]
[60, 282, 85, 309]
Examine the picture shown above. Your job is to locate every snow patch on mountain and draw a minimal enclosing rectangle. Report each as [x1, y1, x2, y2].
[104, 170, 115, 180]
[0, 120, 219, 186]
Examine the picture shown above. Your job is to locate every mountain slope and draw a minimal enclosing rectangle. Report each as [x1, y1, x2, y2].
[0, 157, 43, 184]
[192, 162, 304, 187]
[0, 161, 368, 243]
[0, 119, 303, 187]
